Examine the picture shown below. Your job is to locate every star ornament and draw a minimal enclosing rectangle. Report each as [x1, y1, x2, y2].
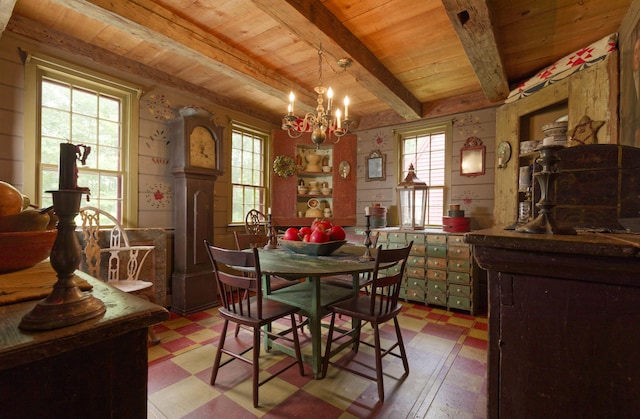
[569, 115, 605, 146]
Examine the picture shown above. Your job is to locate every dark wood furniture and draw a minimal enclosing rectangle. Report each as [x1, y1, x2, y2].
[0, 264, 168, 418]
[170, 113, 223, 315]
[465, 228, 640, 418]
[204, 242, 304, 408]
[322, 242, 413, 402]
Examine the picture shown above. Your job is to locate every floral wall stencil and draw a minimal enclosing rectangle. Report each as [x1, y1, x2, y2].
[454, 113, 483, 138]
[145, 182, 173, 209]
[145, 93, 175, 120]
[144, 129, 171, 165]
[370, 131, 389, 149]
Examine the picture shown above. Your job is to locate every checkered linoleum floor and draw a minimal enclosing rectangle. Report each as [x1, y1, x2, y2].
[147, 302, 488, 418]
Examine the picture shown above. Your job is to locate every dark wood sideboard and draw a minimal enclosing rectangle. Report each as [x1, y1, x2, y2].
[465, 229, 640, 418]
[0, 264, 169, 418]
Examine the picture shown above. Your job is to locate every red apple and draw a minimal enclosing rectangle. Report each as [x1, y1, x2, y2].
[312, 219, 332, 232]
[299, 226, 312, 237]
[283, 227, 301, 241]
[309, 229, 330, 243]
[328, 225, 346, 241]
[302, 233, 311, 242]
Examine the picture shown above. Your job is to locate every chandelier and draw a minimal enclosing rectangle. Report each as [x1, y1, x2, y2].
[282, 44, 352, 146]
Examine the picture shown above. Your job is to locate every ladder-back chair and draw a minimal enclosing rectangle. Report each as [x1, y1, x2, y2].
[322, 241, 413, 402]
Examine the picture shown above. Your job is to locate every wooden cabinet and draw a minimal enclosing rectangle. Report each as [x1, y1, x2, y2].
[493, 52, 618, 227]
[0, 265, 169, 417]
[466, 228, 640, 418]
[376, 228, 486, 315]
[271, 130, 356, 227]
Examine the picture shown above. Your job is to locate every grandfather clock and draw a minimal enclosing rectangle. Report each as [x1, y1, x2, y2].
[169, 111, 223, 315]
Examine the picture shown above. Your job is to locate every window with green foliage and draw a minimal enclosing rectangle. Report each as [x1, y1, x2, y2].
[230, 124, 267, 223]
[398, 124, 450, 226]
[25, 54, 139, 224]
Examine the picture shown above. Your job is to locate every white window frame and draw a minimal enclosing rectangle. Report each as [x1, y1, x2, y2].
[229, 122, 269, 225]
[396, 122, 452, 226]
[23, 53, 140, 226]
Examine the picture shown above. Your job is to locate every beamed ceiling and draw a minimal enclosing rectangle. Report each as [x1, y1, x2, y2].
[0, 0, 634, 130]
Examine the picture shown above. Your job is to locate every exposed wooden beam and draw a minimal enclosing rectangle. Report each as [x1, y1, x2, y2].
[357, 90, 496, 131]
[7, 14, 281, 125]
[0, 0, 17, 33]
[251, 0, 423, 121]
[48, 0, 318, 112]
[441, 0, 509, 102]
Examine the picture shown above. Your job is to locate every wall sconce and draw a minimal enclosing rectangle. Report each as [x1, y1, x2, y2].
[396, 163, 428, 230]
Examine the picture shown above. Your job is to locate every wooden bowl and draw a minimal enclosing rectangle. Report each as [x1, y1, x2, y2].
[0, 230, 57, 274]
[279, 239, 346, 256]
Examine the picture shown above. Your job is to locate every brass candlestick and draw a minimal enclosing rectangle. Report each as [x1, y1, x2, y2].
[360, 215, 374, 261]
[20, 190, 106, 330]
[264, 213, 278, 249]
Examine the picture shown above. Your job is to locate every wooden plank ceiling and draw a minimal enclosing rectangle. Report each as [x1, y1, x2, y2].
[0, 0, 632, 130]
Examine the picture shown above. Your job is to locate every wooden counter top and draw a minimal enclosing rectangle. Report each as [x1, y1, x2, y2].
[0, 264, 169, 371]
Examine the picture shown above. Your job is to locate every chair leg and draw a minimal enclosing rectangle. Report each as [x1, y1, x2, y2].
[252, 325, 261, 408]
[210, 319, 229, 385]
[290, 313, 305, 376]
[372, 322, 385, 402]
[322, 313, 337, 378]
[394, 317, 410, 374]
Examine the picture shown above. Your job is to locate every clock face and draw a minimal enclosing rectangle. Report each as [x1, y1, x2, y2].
[189, 126, 216, 169]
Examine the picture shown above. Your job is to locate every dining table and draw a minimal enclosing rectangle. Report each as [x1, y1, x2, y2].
[255, 243, 383, 379]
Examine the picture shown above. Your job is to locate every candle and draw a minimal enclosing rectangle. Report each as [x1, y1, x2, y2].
[59, 143, 77, 190]
[267, 207, 271, 215]
[287, 103, 291, 114]
[327, 88, 333, 112]
[335, 109, 341, 129]
[365, 206, 370, 216]
[343, 96, 349, 119]
[289, 91, 295, 114]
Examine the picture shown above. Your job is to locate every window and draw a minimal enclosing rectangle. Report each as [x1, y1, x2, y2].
[24, 54, 140, 225]
[398, 123, 450, 226]
[230, 123, 268, 223]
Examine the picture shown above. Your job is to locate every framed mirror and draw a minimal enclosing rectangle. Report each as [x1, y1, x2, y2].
[365, 149, 386, 181]
[460, 137, 486, 177]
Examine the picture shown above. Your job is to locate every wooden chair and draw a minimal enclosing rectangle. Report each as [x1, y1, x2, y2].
[322, 241, 413, 402]
[232, 231, 306, 335]
[78, 206, 161, 345]
[204, 241, 304, 408]
[244, 209, 267, 235]
[322, 231, 380, 293]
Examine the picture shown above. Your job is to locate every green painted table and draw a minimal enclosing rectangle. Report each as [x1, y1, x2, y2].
[256, 244, 380, 378]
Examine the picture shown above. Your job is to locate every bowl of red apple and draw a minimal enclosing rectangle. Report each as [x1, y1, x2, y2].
[280, 220, 347, 256]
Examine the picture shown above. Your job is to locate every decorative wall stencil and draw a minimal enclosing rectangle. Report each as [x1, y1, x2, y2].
[370, 131, 388, 149]
[144, 129, 171, 162]
[145, 182, 172, 209]
[455, 113, 483, 138]
[144, 93, 175, 120]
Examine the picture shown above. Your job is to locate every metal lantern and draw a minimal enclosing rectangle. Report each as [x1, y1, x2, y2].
[396, 164, 428, 230]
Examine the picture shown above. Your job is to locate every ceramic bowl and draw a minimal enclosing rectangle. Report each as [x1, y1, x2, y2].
[321, 188, 332, 195]
[279, 239, 346, 256]
[298, 186, 309, 195]
[322, 166, 332, 173]
[0, 229, 57, 273]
